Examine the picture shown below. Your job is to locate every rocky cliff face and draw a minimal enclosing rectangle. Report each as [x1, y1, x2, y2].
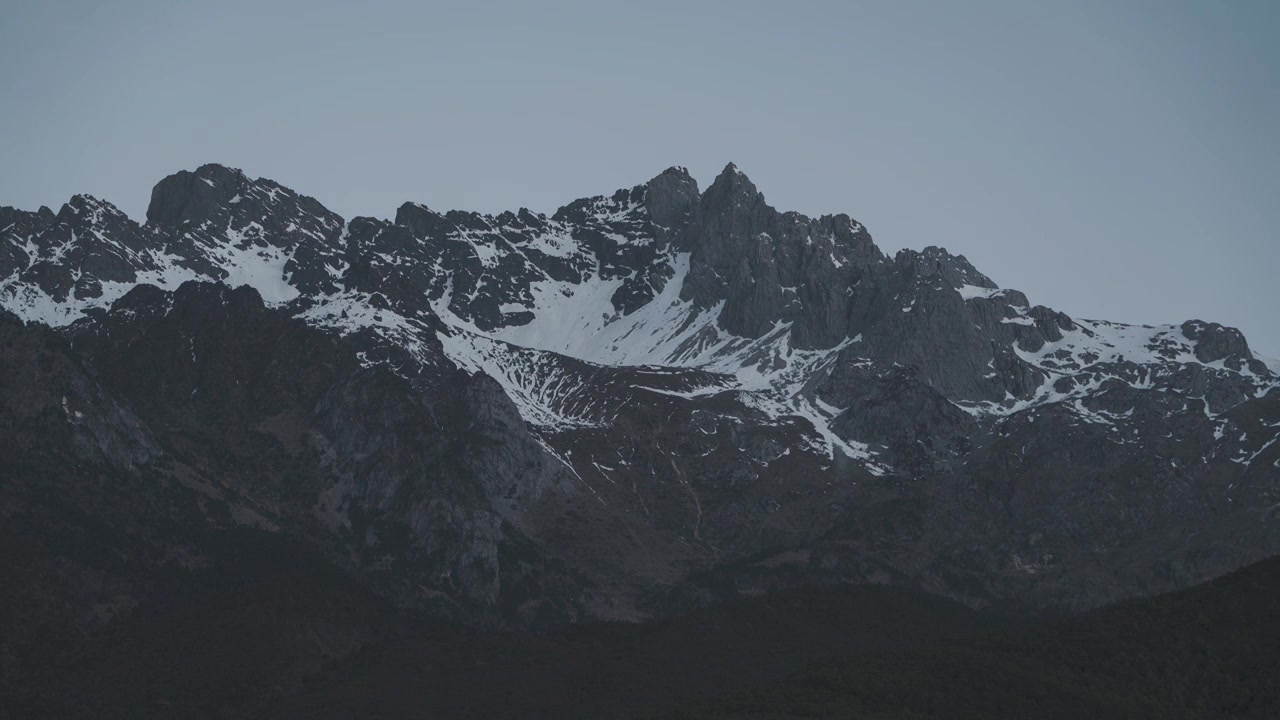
[2, 163, 1277, 647]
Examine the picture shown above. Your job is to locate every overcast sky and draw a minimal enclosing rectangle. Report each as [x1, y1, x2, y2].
[2, 0, 1277, 353]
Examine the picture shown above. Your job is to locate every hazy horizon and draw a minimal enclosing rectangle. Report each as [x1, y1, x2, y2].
[3, 0, 1277, 353]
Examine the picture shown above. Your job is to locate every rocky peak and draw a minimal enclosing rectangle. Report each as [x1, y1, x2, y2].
[700, 162, 763, 214]
[394, 201, 444, 237]
[146, 163, 342, 245]
[897, 246, 997, 290]
[677, 164, 772, 307]
[643, 166, 699, 230]
[59, 193, 117, 219]
[1181, 319, 1255, 364]
[146, 163, 246, 226]
[0, 206, 47, 244]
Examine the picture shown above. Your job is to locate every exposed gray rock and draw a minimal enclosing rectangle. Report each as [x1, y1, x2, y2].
[1181, 319, 1254, 363]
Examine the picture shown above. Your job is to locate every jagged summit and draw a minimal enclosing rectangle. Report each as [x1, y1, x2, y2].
[146, 163, 246, 224]
[655, 164, 693, 178]
[641, 165, 699, 230]
[701, 161, 763, 208]
[0, 163, 1272, 417]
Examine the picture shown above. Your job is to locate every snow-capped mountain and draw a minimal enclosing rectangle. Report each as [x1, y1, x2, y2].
[3, 163, 1278, 621]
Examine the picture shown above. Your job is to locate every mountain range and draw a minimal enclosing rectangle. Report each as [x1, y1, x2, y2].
[2, 162, 1278, 715]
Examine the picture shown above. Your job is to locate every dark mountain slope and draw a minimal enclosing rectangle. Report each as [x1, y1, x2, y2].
[1, 535, 1014, 720]
[673, 553, 1280, 720]
[1, 162, 1277, 718]
[2, 162, 1277, 620]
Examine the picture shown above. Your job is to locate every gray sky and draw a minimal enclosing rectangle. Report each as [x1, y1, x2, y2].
[3, 0, 1277, 354]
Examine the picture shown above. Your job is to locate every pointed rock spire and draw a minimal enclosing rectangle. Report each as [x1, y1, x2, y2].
[705, 162, 760, 199]
[644, 166, 699, 230]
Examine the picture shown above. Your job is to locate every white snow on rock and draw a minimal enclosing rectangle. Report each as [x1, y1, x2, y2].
[296, 291, 441, 369]
[952, 316, 1277, 421]
[0, 212, 303, 325]
[213, 226, 301, 304]
[1018, 319, 1200, 368]
[0, 252, 203, 327]
[957, 284, 1003, 300]
[427, 250, 885, 467]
